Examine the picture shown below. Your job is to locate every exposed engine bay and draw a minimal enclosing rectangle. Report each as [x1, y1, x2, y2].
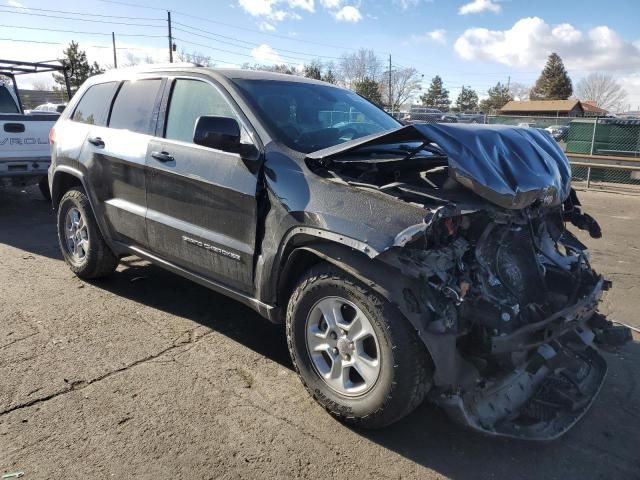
[306, 123, 631, 439]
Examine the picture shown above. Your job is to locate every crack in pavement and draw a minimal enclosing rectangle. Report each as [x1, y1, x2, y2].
[0, 331, 38, 351]
[0, 327, 215, 417]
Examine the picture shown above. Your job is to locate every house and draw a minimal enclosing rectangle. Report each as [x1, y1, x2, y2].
[499, 100, 608, 117]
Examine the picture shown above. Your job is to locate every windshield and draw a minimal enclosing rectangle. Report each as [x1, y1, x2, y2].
[231, 78, 400, 154]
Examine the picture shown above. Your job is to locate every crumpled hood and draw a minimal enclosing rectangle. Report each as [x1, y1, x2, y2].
[307, 123, 572, 210]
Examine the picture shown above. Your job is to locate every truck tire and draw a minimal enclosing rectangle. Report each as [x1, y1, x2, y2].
[286, 264, 432, 428]
[56, 187, 119, 279]
[39, 176, 51, 201]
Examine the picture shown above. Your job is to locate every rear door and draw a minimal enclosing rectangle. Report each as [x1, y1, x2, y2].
[145, 76, 260, 294]
[83, 78, 164, 248]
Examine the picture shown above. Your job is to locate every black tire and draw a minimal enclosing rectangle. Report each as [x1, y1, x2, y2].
[286, 264, 432, 429]
[39, 176, 51, 201]
[57, 187, 119, 279]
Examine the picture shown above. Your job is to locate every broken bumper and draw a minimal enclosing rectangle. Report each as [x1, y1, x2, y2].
[432, 278, 631, 440]
[435, 344, 607, 440]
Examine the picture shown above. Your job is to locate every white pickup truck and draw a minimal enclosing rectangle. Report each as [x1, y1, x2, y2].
[0, 83, 59, 198]
[1, 59, 71, 199]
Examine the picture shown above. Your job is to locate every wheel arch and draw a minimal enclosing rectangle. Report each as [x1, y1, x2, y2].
[51, 166, 118, 254]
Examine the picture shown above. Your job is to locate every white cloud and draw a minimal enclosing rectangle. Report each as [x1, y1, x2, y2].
[238, 0, 275, 16]
[7, 0, 28, 8]
[458, 0, 501, 15]
[394, 0, 434, 9]
[237, 0, 311, 23]
[258, 21, 276, 31]
[408, 29, 447, 44]
[454, 17, 640, 72]
[320, 0, 341, 7]
[335, 5, 361, 22]
[250, 43, 283, 64]
[288, 0, 314, 11]
[617, 74, 640, 109]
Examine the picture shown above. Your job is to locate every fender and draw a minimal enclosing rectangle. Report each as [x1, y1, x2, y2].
[281, 241, 478, 388]
[51, 166, 121, 255]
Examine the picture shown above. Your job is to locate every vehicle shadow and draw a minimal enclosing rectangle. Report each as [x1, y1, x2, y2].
[98, 256, 640, 479]
[0, 185, 62, 260]
[5, 185, 639, 479]
[96, 256, 294, 370]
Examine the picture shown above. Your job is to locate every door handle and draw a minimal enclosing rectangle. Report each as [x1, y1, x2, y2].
[151, 151, 174, 163]
[88, 136, 105, 147]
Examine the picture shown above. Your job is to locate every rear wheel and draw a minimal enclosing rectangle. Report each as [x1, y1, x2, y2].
[286, 265, 432, 428]
[57, 187, 119, 279]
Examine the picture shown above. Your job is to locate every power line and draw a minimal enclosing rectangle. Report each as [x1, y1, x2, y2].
[2, 4, 164, 21]
[172, 37, 300, 67]
[0, 8, 165, 27]
[172, 22, 343, 61]
[0, 37, 158, 52]
[97, 0, 359, 52]
[0, 24, 167, 38]
[172, 28, 333, 63]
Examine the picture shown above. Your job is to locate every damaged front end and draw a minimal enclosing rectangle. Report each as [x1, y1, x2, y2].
[306, 123, 631, 440]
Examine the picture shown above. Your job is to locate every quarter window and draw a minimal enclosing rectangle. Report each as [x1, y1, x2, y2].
[71, 82, 118, 126]
[165, 79, 238, 144]
[109, 79, 162, 134]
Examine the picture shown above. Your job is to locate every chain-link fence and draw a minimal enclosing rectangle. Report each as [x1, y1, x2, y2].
[487, 115, 572, 129]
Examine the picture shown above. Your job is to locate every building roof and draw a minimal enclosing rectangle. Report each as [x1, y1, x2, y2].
[500, 100, 581, 113]
[581, 101, 608, 115]
[499, 99, 609, 115]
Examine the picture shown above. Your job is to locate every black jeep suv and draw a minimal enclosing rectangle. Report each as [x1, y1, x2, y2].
[49, 65, 629, 438]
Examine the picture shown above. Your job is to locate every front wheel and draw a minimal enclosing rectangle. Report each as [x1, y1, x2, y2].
[57, 187, 119, 279]
[286, 265, 432, 428]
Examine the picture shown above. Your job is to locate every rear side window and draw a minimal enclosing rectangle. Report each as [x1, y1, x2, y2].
[109, 79, 162, 135]
[0, 86, 19, 114]
[165, 79, 237, 143]
[72, 82, 118, 125]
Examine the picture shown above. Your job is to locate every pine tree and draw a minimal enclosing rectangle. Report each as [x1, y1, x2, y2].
[479, 82, 513, 112]
[53, 41, 103, 95]
[322, 69, 337, 84]
[354, 77, 382, 105]
[421, 75, 450, 111]
[303, 61, 322, 80]
[455, 86, 479, 112]
[529, 53, 573, 100]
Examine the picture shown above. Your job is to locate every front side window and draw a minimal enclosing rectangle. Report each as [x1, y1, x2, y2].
[71, 82, 118, 126]
[165, 79, 237, 143]
[109, 79, 162, 134]
[0, 87, 20, 114]
[231, 79, 399, 154]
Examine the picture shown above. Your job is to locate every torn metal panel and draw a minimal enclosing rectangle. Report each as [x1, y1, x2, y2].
[307, 123, 571, 210]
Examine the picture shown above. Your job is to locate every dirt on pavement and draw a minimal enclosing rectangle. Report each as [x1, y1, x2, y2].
[1, 185, 639, 480]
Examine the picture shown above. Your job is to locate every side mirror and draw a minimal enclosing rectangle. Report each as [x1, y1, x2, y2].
[193, 116, 241, 154]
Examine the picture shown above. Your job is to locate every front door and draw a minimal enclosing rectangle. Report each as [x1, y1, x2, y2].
[145, 77, 260, 294]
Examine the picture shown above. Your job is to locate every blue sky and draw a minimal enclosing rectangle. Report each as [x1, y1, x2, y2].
[2, 0, 640, 108]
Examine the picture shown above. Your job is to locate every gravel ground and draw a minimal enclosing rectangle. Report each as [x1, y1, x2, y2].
[1, 185, 639, 480]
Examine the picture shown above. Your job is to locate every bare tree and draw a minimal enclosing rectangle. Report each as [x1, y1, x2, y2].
[380, 67, 422, 110]
[30, 80, 52, 91]
[178, 49, 213, 67]
[337, 49, 382, 88]
[576, 73, 628, 112]
[509, 82, 530, 101]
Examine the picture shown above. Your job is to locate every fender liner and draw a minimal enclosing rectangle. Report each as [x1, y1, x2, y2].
[284, 242, 478, 388]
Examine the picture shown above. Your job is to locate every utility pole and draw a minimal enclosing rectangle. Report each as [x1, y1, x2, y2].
[388, 54, 392, 112]
[111, 32, 118, 69]
[167, 11, 173, 63]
